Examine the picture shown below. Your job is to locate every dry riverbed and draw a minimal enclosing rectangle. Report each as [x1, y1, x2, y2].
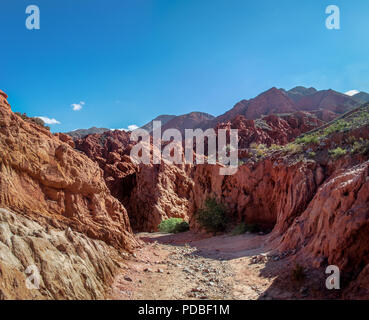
[109, 231, 330, 300]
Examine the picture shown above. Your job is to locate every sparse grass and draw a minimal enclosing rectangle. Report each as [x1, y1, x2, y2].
[324, 120, 350, 135]
[295, 134, 320, 145]
[269, 144, 283, 151]
[158, 218, 189, 234]
[284, 143, 303, 155]
[329, 147, 347, 158]
[196, 198, 228, 233]
[250, 143, 268, 158]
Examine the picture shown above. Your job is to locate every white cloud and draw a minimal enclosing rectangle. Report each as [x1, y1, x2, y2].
[345, 90, 359, 96]
[127, 125, 139, 131]
[110, 124, 139, 132]
[36, 116, 61, 125]
[71, 101, 85, 111]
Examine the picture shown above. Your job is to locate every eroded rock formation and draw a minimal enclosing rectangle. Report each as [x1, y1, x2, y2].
[216, 112, 324, 148]
[0, 92, 136, 251]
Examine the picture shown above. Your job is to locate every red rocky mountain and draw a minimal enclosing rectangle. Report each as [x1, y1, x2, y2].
[216, 111, 324, 148]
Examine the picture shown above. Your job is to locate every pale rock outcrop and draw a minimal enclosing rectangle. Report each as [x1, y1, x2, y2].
[0, 208, 126, 300]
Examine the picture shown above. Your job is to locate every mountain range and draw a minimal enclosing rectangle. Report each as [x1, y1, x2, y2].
[65, 86, 369, 138]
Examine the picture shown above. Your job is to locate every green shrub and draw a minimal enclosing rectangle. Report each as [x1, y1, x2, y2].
[231, 222, 260, 235]
[350, 139, 369, 154]
[158, 218, 189, 233]
[196, 198, 228, 233]
[173, 221, 190, 233]
[231, 223, 248, 235]
[308, 151, 316, 158]
[329, 147, 347, 158]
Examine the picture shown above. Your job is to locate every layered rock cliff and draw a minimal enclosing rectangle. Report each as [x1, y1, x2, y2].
[0, 91, 137, 299]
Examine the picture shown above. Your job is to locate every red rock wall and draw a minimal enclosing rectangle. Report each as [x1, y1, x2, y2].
[0, 94, 137, 251]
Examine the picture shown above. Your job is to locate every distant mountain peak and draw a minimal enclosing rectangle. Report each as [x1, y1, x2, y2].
[351, 91, 369, 104]
[284, 86, 318, 102]
[65, 127, 110, 139]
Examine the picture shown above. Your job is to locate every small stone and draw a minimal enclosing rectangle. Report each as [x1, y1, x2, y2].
[157, 268, 164, 273]
[124, 276, 133, 282]
[144, 268, 152, 272]
[56, 244, 67, 252]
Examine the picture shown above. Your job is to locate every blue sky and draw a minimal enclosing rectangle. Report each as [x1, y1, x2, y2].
[1, 0, 369, 132]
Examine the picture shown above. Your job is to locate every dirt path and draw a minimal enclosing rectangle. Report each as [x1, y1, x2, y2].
[109, 231, 308, 300]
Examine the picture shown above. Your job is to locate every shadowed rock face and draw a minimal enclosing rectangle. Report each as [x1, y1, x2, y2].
[74, 130, 138, 212]
[0, 92, 136, 251]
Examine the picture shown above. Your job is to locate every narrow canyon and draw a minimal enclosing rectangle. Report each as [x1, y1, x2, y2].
[1, 87, 369, 300]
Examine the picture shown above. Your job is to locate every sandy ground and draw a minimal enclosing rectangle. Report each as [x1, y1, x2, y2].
[109, 231, 335, 300]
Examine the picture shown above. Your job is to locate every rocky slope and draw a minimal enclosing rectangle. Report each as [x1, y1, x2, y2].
[0, 207, 127, 300]
[161, 112, 215, 135]
[0, 90, 138, 299]
[351, 91, 369, 104]
[140, 115, 177, 133]
[196, 104, 369, 298]
[216, 111, 324, 148]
